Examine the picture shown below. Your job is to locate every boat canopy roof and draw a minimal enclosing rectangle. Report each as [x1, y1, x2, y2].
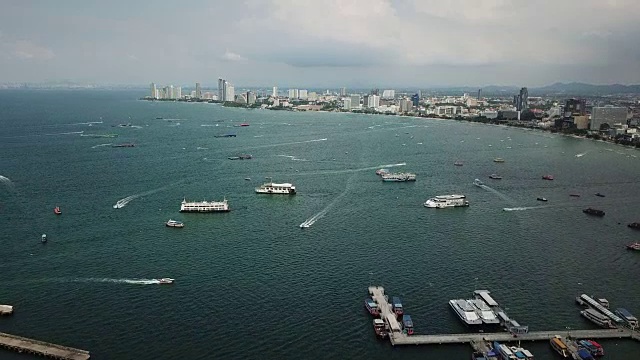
[373, 318, 384, 325]
[434, 194, 466, 200]
[392, 297, 402, 307]
[474, 290, 499, 306]
[264, 182, 293, 187]
[616, 307, 637, 320]
[366, 298, 377, 307]
[402, 315, 413, 326]
[496, 311, 510, 322]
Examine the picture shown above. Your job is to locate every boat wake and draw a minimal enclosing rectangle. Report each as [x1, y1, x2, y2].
[503, 206, 550, 211]
[278, 155, 309, 162]
[250, 138, 328, 150]
[91, 143, 113, 148]
[0, 175, 15, 190]
[475, 182, 515, 204]
[294, 162, 407, 177]
[45, 131, 85, 136]
[72, 278, 161, 285]
[113, 182, 181, 209]
[299, 176, 354, 228]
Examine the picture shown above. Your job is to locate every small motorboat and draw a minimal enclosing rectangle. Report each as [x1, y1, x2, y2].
[165, 219, 184, 228]
[41, 234, 47, 243]
[158, 278, 175, 284]
[493, 158, 505, 163]
[54, 206, 61, 215]
[300, 223, 310, 229]
[537, 197, 548, 202]
[239, 123, 250, 127]
[454, 161, 463, 166]
[595, 193, 606, 197]
[244, 177, 251, 181]
[542, 175, 554, 180]
[570, 193, 580, 197]
[626, 243, 640, 251]
[489, 174, 502, 179]
[473, 179, 485, 187]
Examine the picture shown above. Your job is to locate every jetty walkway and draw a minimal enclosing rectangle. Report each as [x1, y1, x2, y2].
[0, 332, 90, 360]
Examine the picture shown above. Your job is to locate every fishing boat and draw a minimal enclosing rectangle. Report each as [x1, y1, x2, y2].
[165, 219, 184, 228]
[493, 158, 505, 163]
[488, 174, 502, 179]
[41, 234, 47, 243]
[583, 208, 605, 217]
[626, 242, 640, 251]
[53, 206, 61, 215]
[157, 278, 174, 285]
[537, 197, 548, 202]
[402, 315, 414, 335]
[542, 175, 554, 180]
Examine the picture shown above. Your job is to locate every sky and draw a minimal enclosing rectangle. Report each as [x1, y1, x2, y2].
[1, 0, 640, 87]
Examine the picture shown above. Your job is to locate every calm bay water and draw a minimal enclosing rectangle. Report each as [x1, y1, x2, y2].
[1, 90, 639, 359]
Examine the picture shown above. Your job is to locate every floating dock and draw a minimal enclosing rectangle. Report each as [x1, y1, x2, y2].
[0, 305, 13, 315]
[0, 332, 90, 360]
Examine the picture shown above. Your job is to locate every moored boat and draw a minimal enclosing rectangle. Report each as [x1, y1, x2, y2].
[255, 181, 296, 194]
[581, 308, 616, 328]
[402, 314, 414, 335]
[158, 278, 174, 284]
[587, 340, 604, 356]
[550, 336, 569, 358]
[595, 193, 605, 197]
[570, 193, 581, 197]
[165, 219, 184, 228]
[471, 351, 486, 360]
[583, 208, 605, 217]
[449, 299, 482, 325]
[542, 175, 554, 180]
[54, 206, 61, 215]
[373, 318, 387, 338]
[628, 222, 640, 229]
[365, 297, 380, 316]
[392, 297, 404, 316]
[626, 242, 640, 251]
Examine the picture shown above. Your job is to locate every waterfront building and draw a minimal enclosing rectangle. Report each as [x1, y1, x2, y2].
[235, 94, 247, 104]
[195, 82, 201, 99]
[362, 95, 369, 108]
[163, 86, 170, 100]
[399, 99, 412, 113]
[340, 87, 346, 96]
[288, 89, 299, 99]
[343, 97, 352, 110]
[513, 87, 528, 111]
[382, 89, 395, 99]
[591, 106, 628, 130]
[247, 91, 256, 105]
[218, 78, 225, 101]
[225, 84, 234, 102]
[150, 83, 157, 99]
[272, 86, 278, 97]
[350, 95, 361, 109]
[574, 116, 589, 130]
[411, 93, 420, 107]
[169, 85, 175, 99]
[175, 86, 182, 99]
[308, 92, 318, 101]
[564, 98, 587, 117]
[368, 95, 380, 109]
[299, 89, 308, 100]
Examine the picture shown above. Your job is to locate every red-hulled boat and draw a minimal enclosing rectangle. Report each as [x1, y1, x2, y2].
[54, 206, 61, 215]
[373, 318, 387, 338]
[240, 123, 250, 127]
[365, 297, 380, 316]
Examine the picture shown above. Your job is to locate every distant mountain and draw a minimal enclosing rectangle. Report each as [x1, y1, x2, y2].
[530, 82, 640, 95]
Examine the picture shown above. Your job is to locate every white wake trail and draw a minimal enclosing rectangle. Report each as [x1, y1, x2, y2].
[476, 183, 515, 204]
[0, 175, 15, 190]
[73, 278, 160, 285]
[45, 131, 85, 136]
[299, 177, 354, 228]
[113, 181, 182, 209]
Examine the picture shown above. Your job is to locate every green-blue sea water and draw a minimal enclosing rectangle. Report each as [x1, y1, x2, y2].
[1, 90, 639, 359]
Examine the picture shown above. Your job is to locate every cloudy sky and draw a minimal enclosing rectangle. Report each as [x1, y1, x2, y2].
[1, 0, 639, 87]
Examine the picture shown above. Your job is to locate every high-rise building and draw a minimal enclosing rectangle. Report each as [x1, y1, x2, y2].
[299, 90, 308, 100]
[382, 89, 395, 99]
[218, 78, 227, 102]
[362, 95, 369, 108]
[340, 87, 346, 96]
[368, 95, 380, 109]
[175, 87, 182, 99]
[169, 85, 175, 99]
[343, 98, 352, 109]
[288, 89, 299, 99]
[308, 92, 318, 101]
[370, 88, 379, 96]
[150, 83, 157, 99]
[195, 83, 202, 99]
[225, 84, 234, 102]
[246, 91, 256, 105]
[590, 106, 628, 130]
[399, 99, 412, 113]
[564, 98, 587, 117]
[272, 86, 278, 97]
[350, 95, 361, 109]
[163, 86, 170, 100]
[514, 87, 528, 111]
[411, 93, 420, 107]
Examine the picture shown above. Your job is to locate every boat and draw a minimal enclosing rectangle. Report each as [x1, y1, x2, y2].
[471, 351, 487, 360]
[576, 348, 595, 360]
[214, 133, 237, 138]
[244, 178, 251, 181]
[514, 347, 534, 359]
[542, 175, 554, 180]
[392, 297, 403, 316]
[180, 198, 230, 212]
[570, 193, 581, 197]
[626, 242, 640, 251]
[628, 222, 640, 229]
[239, 123, 250, 127]
[112, 143, 135, 148]
[53, 206, 61, 215]
[469, 299, 499, 324]
[375, 168, 389, 176]
[381, 173, 416, 182]
[493, 342, 517, 360]
[424, 194, 469, 208]
[509, 346, 529, 360]
[365, 297, 380, 316]
[493, 158, 505, 163]
[454, 160, 463, 166]
[578, 340, 599, 357]
[402, 314, 414, 335]
[299, 223, 310, 229]
[597, 298, 609, 308]
[581, 308, 616, 328]
[155, 117, 163, 119]
[255, 181, 296, 195]
[587, 340, 604, 356]
[488, 174, 502, 179]
[41, 234, 47, 243]
[449, 299, 482, 325]
[228, 154, 252, 160]
[536, 197, 547, 202]
[372, 318, 387, 338]
[582, 208, 605, 217]
[473, 179, 485, 187]
[165, 219, 184, 228]
[595, 193, 605, 197]
[550, 336, 570, 358]
[157, 278, 174, 284]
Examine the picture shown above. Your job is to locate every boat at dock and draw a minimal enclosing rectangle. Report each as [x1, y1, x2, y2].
[157, 278, 174, 284]
[255, 181, 296, 194]
[473, 179, 484, 187]
[493, 342, 516, 360]
[493, 158, 505, 163]
[449, 299, 482, 325]
[372, 318, 387, 338]
[165, 219, 184, 228]
[381, 173, 416, 182]
[615, 308, 639, 327]
[41, 234, 47, 243]
[489, 174, 502, 179]
[471, 351, 486, 360]
[392, 297, 403, 316]
[424, 194, 469, 208]
[581, 308, 616, 328]
[53, 206, 61, 215]
[550, 336, 570, 358]
[402, 315, 413, 335]
[626, 242, 640, 251]
[585, 340, 604, 356]
[576, 294, 624, 324]
[365, 298, 380, 316]
[180, 198, 229, 212]
[575, 347, 595, 360]
[583, 208, 605, 217]
[542, 175, 554, 180]
[469, 299, 499, 324]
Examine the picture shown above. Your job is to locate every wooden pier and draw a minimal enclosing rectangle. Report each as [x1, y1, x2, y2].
[0, 332, 90, 360]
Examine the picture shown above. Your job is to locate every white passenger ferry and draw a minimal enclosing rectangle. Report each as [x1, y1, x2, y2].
[449, 299, 482, 325]
[180, 198, 229, 212]
[424, 194, 469, 208]
[255, 181, 296, 195]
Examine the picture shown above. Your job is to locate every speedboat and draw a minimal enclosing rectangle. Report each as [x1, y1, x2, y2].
[454, 161, 463, 166]
[41, 234, 47, 243]
[595, 193, 605, 197]
[489, 174, 502, 179]
[537, 197, 548, 202]
[542, 175, 554, 180]
[300, 223, 310, 229]
[570, 193, 580, 197]
[493, 158, 505, 163]
[473, 179, 484, 187]
[626, 242, 640, 251]
[244, 177, 251, 181]
[54, 206, 61, 215]
[158, 278, 175, 284]
[165, 219, 184, 228]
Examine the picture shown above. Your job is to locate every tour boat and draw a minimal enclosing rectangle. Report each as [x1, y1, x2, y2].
[614, 308, 638, 328]
[488, 174, 502, 179]
[402, 315, 414, 335]
[157, 278, 175, 285]
[493, 158, 505, 163]
[542, 175, 554, 180]
[424, 194, 469, 208]
[53, 206, 61, 215]
[550, 336, 570, 358]
[180, 198, 229, 212]
[392, 297, 404, 316]
[583, 208, 605, 217]
[626, 242, 640, 251]
[41, 234, 47, 243]
[381, 173, 416, 182]
[255, 181, 296, 194]
[373, 318, 387, 338]
[365, 297, 380, 316]
[165, 219, 184, 228]
[537, 197, 548, 202]
[581, 308, 616, 328]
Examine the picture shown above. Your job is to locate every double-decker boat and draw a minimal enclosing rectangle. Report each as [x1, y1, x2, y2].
[424, 195, 469, 208]
[449, 299, 482, 325]
[550, 336, 569, 358]
[365, 298, 379, 316]
[583, 208, 605, 217]
[372, 318, 387, 338]
[402, 315, 414, 335]
[469, 299, 499, 324]
[255, 181, 296, 194]
[581, 308, 616, 328]
[381, 173, 416, 182]
[165, 219, 184, 228]
[180, 198, 229, 212]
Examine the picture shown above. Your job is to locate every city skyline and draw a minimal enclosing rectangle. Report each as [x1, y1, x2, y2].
[1, 0, 640, 86]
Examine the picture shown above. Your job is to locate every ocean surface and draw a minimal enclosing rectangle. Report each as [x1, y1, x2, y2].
[1, 90, 639, 360]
